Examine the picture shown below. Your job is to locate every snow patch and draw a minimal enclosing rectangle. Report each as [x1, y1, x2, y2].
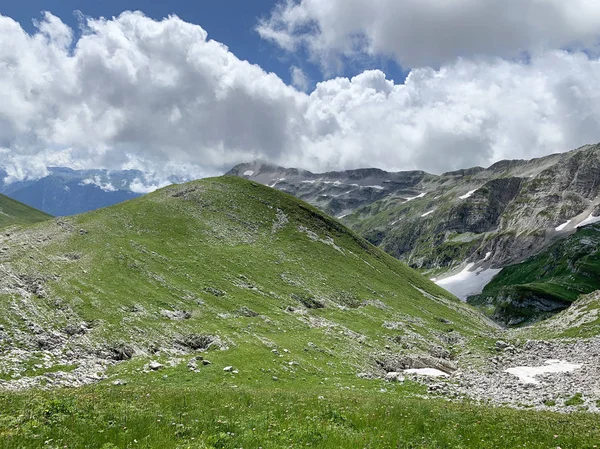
[404, 192, 426, 202]
[243, 170, 254, 176]
[459, 189, 478, 200]
[301, 180, 316, 184]
[405, 368, 449, 377]
[576, 213, 600, 228]
[338, 214, 348, 219]
[366, 185, 384, 190]
[555, 219, 572, 231]
[269, 178, 286, 188]
[505, 360, 581, 384]
[483, 251, 492, 261]
[435, 264, 502, 301]
[421, 210, 434, 217]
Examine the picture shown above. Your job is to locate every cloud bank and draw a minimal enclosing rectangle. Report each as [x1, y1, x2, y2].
[257, 0, 600, 69]
[1, 11, 600, 183]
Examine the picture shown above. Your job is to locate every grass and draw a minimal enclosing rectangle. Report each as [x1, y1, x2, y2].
[1, 364, 600, 449]
[565, 393, 585, 407]
[0, 194, 51, 229]
[0, 176, 492, 361]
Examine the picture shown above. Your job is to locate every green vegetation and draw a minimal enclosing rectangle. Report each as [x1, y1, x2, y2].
[0, 176, 490, 357]
[470, 224, 600, 324]
[0, 194, 51, 229]
[565, 393, 585, 407]
[1, 177, 599, 448]
[2, 367, 600, 449]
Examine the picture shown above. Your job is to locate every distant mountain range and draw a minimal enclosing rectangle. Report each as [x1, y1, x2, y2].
[0, 167, 180, 216]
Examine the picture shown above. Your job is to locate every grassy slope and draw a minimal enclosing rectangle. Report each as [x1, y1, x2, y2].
[521, 291, 600, 339]
[0, 176, 491, 358]
[1, 177, 600, 448]
[471, 223, 600, 323]
[0, 194, 51, 229]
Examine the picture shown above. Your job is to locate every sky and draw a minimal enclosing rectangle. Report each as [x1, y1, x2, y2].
[1, 1, 600, 184]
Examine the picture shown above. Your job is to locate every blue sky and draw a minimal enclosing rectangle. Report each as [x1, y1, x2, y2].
[0, 1, 599, 182]
[1, 0, 407, 90]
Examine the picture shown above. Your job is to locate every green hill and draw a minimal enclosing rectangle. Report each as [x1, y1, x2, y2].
[0, 176, 491, 370]
[470, 223, 600, 325]
[0, 193, 51, 229]
[1, 177, 599, 448]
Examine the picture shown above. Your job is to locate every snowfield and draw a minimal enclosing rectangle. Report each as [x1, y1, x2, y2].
[555, 219, 572, 231]
[434, 264, 502, 301]
[404, 192, 426, 202]
[405, 368, 449, 377]
[505, 360, 581, 384]
[243, 170, 254, 176]
[576, 213, 600, 228]
[459, 189, 478, 200]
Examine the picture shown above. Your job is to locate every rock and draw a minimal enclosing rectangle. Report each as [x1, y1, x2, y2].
[148, 361, 164, 371]
[187, 361, 198, 371]
[272, 376, 278, 381]
[495, 340, 510, 351]
[112, 379, 128, 386]
[223, 366, 233, 372]
[235, 307, 259, 317]
[160, 309, 192, 320]
[177, 334, 215, 351]
[385, 372, 405, 382]
[204, 287, 225, 297]
[109, 344, 135, 361]
[202, 360, 212, 366]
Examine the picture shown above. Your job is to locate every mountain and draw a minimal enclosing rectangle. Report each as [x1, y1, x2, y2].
[226, 161, 431, 219]
[3, 176, 600, 448]
[0, 167, 154, 216]
[0, 193, 51, 229]
[470, 223, 600, 325]
[0, 176, 491, 388]
[229, 143, 600, 323]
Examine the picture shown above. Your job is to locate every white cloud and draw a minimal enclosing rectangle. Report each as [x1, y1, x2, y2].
[80, 176, 117, 192]
[0, 11, 600, 183]
[290, 65, 309, 91]
[129, 177, 172, 194]
[258, 0, 600, 69]
[0, 11, 308, 181]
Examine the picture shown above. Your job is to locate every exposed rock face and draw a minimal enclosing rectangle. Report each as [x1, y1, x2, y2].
[443, 177, 523, 234]
[470, 223, 600, 325]
[226, 162, 430, 219]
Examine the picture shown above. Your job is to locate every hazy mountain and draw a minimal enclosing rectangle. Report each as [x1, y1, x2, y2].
[0, 167, 156, 216]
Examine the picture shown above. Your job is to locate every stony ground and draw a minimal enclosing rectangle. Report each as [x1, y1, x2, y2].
[401, 336, 600, 412]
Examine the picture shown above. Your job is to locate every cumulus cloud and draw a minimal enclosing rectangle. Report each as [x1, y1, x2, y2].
[290, 65, 309, 91]
[257, 0, 600, 69]
[1, 11, 600, 183]
[0, 11, 308, 181]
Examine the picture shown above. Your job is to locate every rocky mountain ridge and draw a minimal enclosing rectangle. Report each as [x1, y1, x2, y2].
[229, 143, 600, 287]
